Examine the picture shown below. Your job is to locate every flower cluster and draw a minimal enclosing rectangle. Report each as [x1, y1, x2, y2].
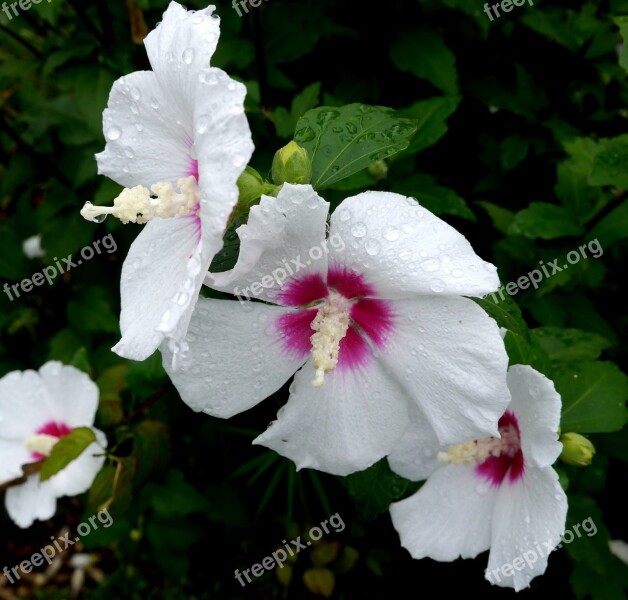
[0, 1, 571, 592]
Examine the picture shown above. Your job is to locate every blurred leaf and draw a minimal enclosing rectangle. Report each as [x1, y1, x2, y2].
[400, 95, 460, 155]
[303, 567, 335, 598]
[272, 82, 321, 138]
[589, 135, 628, 188]
[149, 469, 208, 517]
[294, 104, 417, 189]
[68, 287, 119, 334]
[40, 427, 98, 482]
[532, 327, 611, 363]
[509, 202, 584, 239]
[614, 16, 628, 73]
[588, 201, 628, 248]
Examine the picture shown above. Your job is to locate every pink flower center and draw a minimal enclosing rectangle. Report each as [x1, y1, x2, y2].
[276, 264, 393, 373]
[475, 411, 524, 485]
[30, 421, 72, 461]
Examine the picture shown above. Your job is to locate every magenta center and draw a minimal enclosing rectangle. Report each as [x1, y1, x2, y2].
[276, 265, 393, 371]
[31, 421, 72, 461]
[475, 411, 524, 485]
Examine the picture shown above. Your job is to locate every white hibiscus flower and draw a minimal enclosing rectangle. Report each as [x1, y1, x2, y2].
[0, 362, 107, 529]
[389, 364, 568, 591]
[80, 2, 253, 364]
[162, 183, 509, 476]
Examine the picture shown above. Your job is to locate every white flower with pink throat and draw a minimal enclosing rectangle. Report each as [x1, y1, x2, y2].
[0, 362, 107, 529]
[389, 364, 568, 591]
[81, 2, 253, 365]
[163, 183, 510, 476]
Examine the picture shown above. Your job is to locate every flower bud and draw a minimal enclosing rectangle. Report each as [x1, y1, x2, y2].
[271, 141, 312, 185]
[560, 433, 595, 467]
[236, 166, 264, 209]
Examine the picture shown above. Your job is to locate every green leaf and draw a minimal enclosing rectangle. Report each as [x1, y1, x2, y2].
[400, 96, 460, 155]
[532, 327, 611, 363]
[477, 201, 515, 234]
[0, 226, 28, 280]
[341, 459, 420, 520]
[555, 162, 602, 223]
[272, 82, 321, 138]
[615, 16, 628, 73]
[589, 135, 628, 188]
[149, 470, 208, 517]
[508, 202, 584, 239]
[390, 30, 458, 95]
[588, 201, 628, 248]
[67, 288, 119, 335]
[294, 104, 417, 189]
[557, 362, 628, 433]
[472, 294, 530, 340]
[40, 427, 98, 482]
[69, 347, 90, 374]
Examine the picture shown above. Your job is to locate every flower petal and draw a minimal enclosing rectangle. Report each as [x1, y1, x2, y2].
[329, 191, 499, 299]
[208, 184, 330, 304]
[390, 465, 496, 561]
[387, 404, 442, 481]
[145, 2, 220, 115]
[96, 70, 194, 189]
[0, 369, 54, 439]
[486, 466, 567, 591]
[377, 296, 510, 445]
[162, 297, 306, 417]
[112, 215, 204, 361]
[254, 361, 409, 476]
[0, 439, 30, 484]
[37, 362, 99, 429]
[48, 429, 107, 497]
[507, 365, 562, 469]
[5, 474, 57, 529]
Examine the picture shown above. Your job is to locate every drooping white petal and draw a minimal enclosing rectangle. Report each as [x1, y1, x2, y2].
[48, 429, 107, 497]
[0, 439, 31, 484]
[37, 362, 99, 429]
[144, 2, 220, 116]
[507, 365, 562, 469]
[113, 216, 203, 361]
[254, 362, 409, 476]
[387, 404, 442, 481]
[96, 70, 194, 189]
[193, 69, 254, 265]
[162, 297, 306, 417]
[208, 184, 330, 304]
[390, 465, 496, 561]
[329, 191, 499, 299]
[0, 370, 54, 438]
[5, 474, 58, 529]
[486, 466, 567, 591]
[377, 296, 510, 445]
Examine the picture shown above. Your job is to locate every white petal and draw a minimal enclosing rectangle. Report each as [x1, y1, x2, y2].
[0, 369, 55, 438]
[145, 2, 220, 117]
[390, 465, 496, 561]
[377, 296, 510, 445]
[387, 404, 442, 481]
[193, 69, 254, 264]
[37, 362, 99, 428]
[208, 184, 329, 304]
[162, 298, 306, 417]
[112, 216, 204, 361]
[96, 70, 194, 189]
[507, 365, 562, 468]
[5, 475, 58, 529]
[48, 429, 107, 497]
[254, 362, 409, 476]
[0, 439, 31, 484]
[486, 466, 567, 591]
[329, 191, 499, 299]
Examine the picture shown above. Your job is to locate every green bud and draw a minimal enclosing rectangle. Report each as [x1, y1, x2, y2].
[236, 166, 264, 209]
[560, 433, 595, 467]
[271, 141, 312, 185]
[368, 159, 388, 181]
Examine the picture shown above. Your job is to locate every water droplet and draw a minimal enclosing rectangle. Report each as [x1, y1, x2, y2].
[130, 87, 141, 100]
[338, 210, 351, 222]
[135, 123, 144, 132]
[182, 48, 195, 64]
[430, 278, 446, 293]
[383, 226, 400, 241]
[150, 97, 160, 109]
[351, 222, 367, 238]
[421, 258, 440, 273]
[364, 238, 380, 256]
[206, 32, 217, 43]
[233, 155, 245, 168]
[196, 115, 209, 134]
[192, 14, 204, 24]
[106, 126, 121, 141]
[452, 268, 464, 278]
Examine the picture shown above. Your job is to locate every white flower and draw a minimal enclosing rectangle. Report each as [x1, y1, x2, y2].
[389, 364, 568, 591]
[81, 2, 253, 364]
[22, 235, 45, 259]
[163, 183, 510, 476]
[0, 362, 107, 528]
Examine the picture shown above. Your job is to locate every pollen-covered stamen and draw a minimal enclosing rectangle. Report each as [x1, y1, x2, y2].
[310, 292, 352, 387]
[25, 433, 59, 458]
[80, 176, 200, 224]
[438, 422, 521, 466]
